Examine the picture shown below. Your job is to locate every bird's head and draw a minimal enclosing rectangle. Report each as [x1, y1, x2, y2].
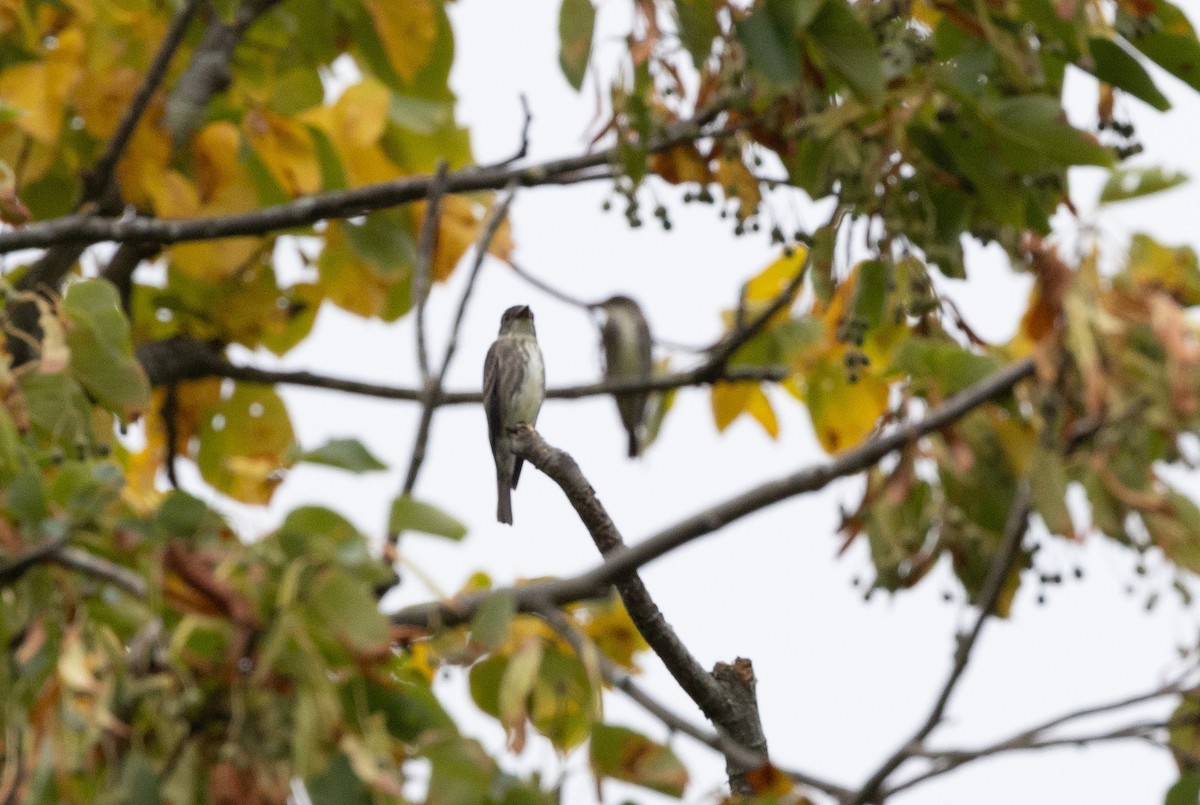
[499, 304, 536, 336]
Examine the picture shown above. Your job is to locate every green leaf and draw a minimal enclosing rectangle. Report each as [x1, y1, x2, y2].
[308, 125, 347, 190]
[365, 664, 455, 741]
[890, 338, 1001, 396]
[530, 643, 595, 751]
[469, 654, 506, 718]
[470, 590, 517, 650]
[1030, 448, 1073, 538]
[307, 570, 390, 653]
[980, 96, 1113, 168]
[154, 491, 212, 540]
[425, 737, 497, 805]
[672, 0, 719, 70]
[1085, 37, 1171, 111]
[1128, 32, 1200, 94]
[558, 0, 595, 91]
[306, 753, 372, 805]
[736, 0, 806, 86]
[589, 723, 689, 797]
[300, 438, 387, 473]
[389, 495, 467, 541]
[852, 260, 890, 329]
[807, 0, 884, 104]
[196, 383, 296, 504]
[1166, 771, 1200, 805]
[1100, 167, 1189, 204]
[63, 280, 150, 420]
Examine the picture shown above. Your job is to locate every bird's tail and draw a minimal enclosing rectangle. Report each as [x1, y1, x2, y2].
[627, 428, 640, 459]
[496, 476, 513, 525]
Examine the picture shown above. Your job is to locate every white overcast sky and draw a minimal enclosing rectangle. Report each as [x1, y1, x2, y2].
[184, 2, 1200, 803]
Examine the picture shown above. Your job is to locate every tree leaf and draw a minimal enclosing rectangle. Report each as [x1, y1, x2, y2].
[800, 356, 889, 454]
[1100, 167, 1189, 204]
[1085, 36, 1171, 111]
[389, 495, 467, 540]
[471, 591, 517, 651]
[306, 569, 390, 653]
[736, 0, 807, 86]
[63, 280, 150, 421]
[672, 0, 719, 69]
[590, 723, 689, 797]
[558, 0, 595, 91]
[807, 0, 884, 104]
[196, 384, 296, 504]
[300, 438, 387, 473]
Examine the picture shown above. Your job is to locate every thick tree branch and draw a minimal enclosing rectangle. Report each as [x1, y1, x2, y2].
[852, 482, 1033, 804]
[509, 426, 770, 795]
[0, 535, 147, 598]
[390, 359, 1034, 630]
[164, 0, 284, 145]
[99, 241, 162, 313]
[0, 535, 70, 586]
[0, 104, 732, 254]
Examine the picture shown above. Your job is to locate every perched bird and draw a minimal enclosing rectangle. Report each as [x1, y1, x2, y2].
[597, 295, 653, 458]
[483, 305, 545, 525]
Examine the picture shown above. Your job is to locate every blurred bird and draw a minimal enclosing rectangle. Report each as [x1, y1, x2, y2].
[483, 305, 545, 525]
[597, 295, 653, 458]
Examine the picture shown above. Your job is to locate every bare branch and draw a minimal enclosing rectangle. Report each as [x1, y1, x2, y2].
[537, 604, 854, 801]
[509, 260, 597, 310]
[99, 241, 161, 314]
[136, 336, 789, 403]
[0, 102, 735, 254]
[413, 163, 448, 381]
[884, 677, 1193, 798]
[390, 359, 1034, 630]
[509, 426, 771, 794]
[852, 481, 1033, 804]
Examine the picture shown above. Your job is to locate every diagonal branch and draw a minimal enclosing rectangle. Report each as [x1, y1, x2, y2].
[509, 426, 770, 794]
[413, 163, 448, 382]
[390, 359, 1034, 630]
[851, 481, 1033, 804]
[537, 603, 854, 800]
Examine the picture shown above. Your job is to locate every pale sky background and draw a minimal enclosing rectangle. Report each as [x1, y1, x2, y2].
[169, 2, 1200, 803]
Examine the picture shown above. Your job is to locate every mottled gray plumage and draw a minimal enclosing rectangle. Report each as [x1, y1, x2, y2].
[599, 295, 653, 458]
[483, 305, 544, 524]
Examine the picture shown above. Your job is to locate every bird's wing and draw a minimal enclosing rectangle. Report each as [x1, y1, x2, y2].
[483, 340, 503, 450]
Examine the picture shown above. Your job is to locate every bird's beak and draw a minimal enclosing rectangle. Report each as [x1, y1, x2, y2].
[517, 305, 532, 319]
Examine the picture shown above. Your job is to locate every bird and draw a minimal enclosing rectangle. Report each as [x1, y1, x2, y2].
[597, 295, 653, 458]
[483, 305, 545, 525]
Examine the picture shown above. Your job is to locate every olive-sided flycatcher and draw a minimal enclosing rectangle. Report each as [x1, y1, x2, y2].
[598, 295, 653, 458]
[483, 305, 545, 525]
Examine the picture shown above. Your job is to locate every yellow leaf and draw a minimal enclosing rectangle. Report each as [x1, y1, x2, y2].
[746, 385, 780, 439]
[170, 122, 265, 280]
[711, 380, 755, 432]
[116, 119, 174, 210]
[75, 63, 140, 139]
[364, 0, 437, 83]
[650, 142, 712, 185]
[911, 0, 941, 27]
[317, 222, 411, 321]
[244, 109, 322, 196]
[802, 355, 888, 453]
[579, 598, 649, 673]
[302, 80, 402, 186]
[413, 194, 481, 282]
[714, 153, 761, 219]
[0, 26, 83, 145]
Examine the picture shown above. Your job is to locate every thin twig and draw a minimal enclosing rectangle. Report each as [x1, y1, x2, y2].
[84, 0, 202, 201]
[136, 335, 789, 402]
[390, 359, 1034, 629]
[885, 684, 1195, 799]
[413, 163, 448, 381]
[851, 481, 1033, 804]
[162, 382, 180, 489]
[496, 94, 533, 167]
[509, 260, 597, 310]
